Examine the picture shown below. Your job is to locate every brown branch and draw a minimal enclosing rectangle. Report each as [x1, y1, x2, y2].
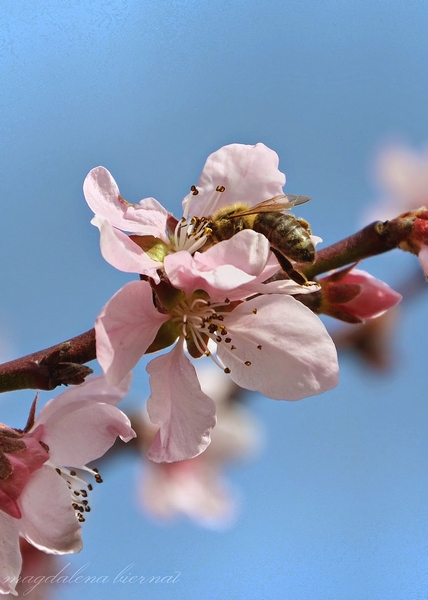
[0, 329, 96, 393]
[301, 219, 404, 279]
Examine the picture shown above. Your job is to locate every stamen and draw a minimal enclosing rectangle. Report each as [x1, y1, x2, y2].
[189, 297, 209, 311]
[170, 296, 262, 377]
[52, 462, 102, 524]
[185, 235, 209, 254]
[198, 184, 226, 216]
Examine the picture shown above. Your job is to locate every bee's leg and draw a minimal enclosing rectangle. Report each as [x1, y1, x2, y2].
[235, 217, 245, 232]
[296, 217, 312, 235]
[270, 248, 309, 286]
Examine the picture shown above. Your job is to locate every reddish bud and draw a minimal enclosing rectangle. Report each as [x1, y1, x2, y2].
[318, 268, 402, 323]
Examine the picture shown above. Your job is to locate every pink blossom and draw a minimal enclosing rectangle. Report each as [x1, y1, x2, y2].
[0, 376, 135, 596]
[87, 143, 338, 464]
[95, 234, 338, 463]
[83, 143, 290, 283]
[139, 365, 261, 528]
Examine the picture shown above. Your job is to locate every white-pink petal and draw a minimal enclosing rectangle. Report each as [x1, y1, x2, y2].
[164, 230, 274, 300]
[91, 216, 163, 281]
[19, 466, 82, 554]
[198, 230, 271, 275]
[252, 279, 320, 295]
[36, 402, 135, 466]
[146, 343, 217, 463]
[217, 294, 338, 400]
[165, 252, 259, 301]
[0, 512, 21, 595]
[183, 143, 286, 217]
[36, 374, 132, 425]
[84, 166, 169, 237]
[96, 281, 170, 385]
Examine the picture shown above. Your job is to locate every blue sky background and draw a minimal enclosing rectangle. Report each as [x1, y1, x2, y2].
[1, 1, 428, 599]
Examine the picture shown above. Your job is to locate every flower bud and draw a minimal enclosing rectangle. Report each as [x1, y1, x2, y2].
[318, 267, 402, 323]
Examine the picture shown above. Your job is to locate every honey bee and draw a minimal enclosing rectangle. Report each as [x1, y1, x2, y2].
[195, 194, 315, 285]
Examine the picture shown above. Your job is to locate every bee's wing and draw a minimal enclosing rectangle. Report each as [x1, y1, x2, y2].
[229, 194, 311, 217]
[278, 194, 312, 207]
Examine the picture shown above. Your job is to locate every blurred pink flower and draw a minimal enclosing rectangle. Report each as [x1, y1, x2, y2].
[139, 365, 262, 528]
[367, 144, 428, 222]
[364, 144, 428, 277]
[0, 376, 135, 596]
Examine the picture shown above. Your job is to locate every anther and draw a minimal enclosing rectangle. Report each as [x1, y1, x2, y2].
[224, 367, 231, 374]
[231, 345, 236, 350]
[190, 185, 199, 195]
[245, 361, 252, 366]
[225, 337, 231, 343]
[257, 344, 263, 350]
[252, 308, 258, 314]
[216, 185, 226, 192]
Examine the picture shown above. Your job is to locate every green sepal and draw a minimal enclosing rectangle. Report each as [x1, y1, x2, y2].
[186, 332, 207, 359]
[145, 321, 180, 354]
[151, 280, 186, 312]
[129, 235, 169, 262]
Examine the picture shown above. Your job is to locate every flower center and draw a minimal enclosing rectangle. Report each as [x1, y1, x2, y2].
[172, 217, 210, 254]
[172, 184, 227, 254]
[169, 297, 254, 374]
